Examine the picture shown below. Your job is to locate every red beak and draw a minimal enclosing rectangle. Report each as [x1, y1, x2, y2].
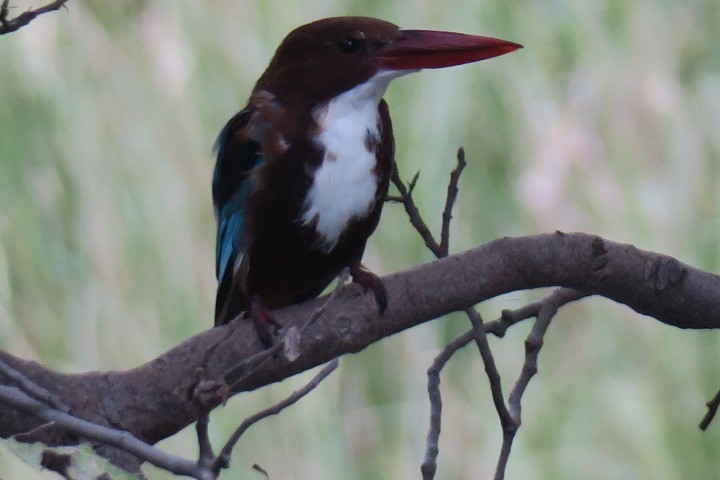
[379, 30, 522, 71]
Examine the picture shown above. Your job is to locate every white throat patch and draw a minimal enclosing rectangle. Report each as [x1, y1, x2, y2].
[301, 70, 407, 251]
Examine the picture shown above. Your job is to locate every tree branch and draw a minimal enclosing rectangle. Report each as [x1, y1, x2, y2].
[0, 233, 718, 472]
[699, 387, 720, 430]
[0, 384, 210, 479]
[212, 358, 339, 472]
[0, 0, 69, 35]
[420, 287, 587, 479]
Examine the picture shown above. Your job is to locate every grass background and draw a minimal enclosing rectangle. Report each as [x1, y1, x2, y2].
[1, 0, 719, 478]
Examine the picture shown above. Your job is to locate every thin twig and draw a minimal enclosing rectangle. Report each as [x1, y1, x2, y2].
[390, 161, 440, 254]
[699, 387, 720, 430]
[0, 0, 8, 23]
[490, 289, 587, 337]
[13, 421, 57, 442]
[394, 150, 516, 478]
[420, 288, 587, 479]
[421, 331, 478, 479]
[439, 148, 466, 257]
[212, 358, 339, 473]
[0, 385, 215, 480]
[495, 288, 587, 479]
[507, 289, 586, 420]
[466, 308, 512, 430]
[196, 411, 214, 467]
[225, 343, 282, 391]
[0, 358, 69, 413]
[0, 0, 69, 35]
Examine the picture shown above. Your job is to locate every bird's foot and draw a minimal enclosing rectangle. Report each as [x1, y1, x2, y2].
[349, 262, 387, 314]
[250, 296, 282, 348]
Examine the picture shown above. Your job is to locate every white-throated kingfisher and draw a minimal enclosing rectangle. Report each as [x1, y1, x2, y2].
[212, 17, 521, 345]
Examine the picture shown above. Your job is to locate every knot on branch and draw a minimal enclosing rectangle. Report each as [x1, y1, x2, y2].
[185, 368, 229, 409]
[645, 256, 686, 291]
[590, 236, 609, 271]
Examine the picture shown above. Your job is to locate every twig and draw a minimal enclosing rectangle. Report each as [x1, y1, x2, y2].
[196, 411, 214, 467]
[494, 288, 584, 479]
[439, 148, 466, 257]
[394, 150, 515, 477]
[390, 162, 440, 254]
[421, 331, 478, 479]
[13, 421, 58, 442]
[0, 384, 215, 480]
[395, 149, 517, 477]
[420, 288, 586, 479]
[507, 288, 586, 421]
[212, 358, 339, 473]
[699, 387, 720, 430]
[0, 0, 69, 35]
[465, 308, 512, 430]
[391, 150, 466, 258]
[0, 358, 69, 412]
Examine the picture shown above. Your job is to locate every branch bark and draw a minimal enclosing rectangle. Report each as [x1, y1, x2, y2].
[0, 232, 718, 472]
[0, 0, 69, 35]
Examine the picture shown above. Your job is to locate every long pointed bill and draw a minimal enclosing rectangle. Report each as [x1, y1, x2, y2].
[379, 30, 522, 71]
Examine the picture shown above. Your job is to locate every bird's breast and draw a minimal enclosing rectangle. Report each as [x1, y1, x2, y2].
[301, 85, 384, 251]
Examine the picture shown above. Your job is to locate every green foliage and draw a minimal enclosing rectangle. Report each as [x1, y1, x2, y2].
[1, 1, 719, 479]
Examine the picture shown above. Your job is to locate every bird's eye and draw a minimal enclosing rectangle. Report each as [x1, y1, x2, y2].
[337, 36, 364, 54]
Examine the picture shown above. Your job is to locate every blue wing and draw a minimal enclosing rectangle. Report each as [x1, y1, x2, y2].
[212, 109, 263, 323]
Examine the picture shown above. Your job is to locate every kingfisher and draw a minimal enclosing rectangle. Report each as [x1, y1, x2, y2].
[213, 16, 521, 345]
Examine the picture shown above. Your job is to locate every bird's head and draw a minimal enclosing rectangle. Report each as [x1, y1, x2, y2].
[254, 16, 521, 109]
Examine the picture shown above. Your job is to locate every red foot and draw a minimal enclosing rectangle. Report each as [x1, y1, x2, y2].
[250, 295, 282, 348]
[349, 262, 388, 314]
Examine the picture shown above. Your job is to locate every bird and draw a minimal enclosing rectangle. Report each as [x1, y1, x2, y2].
[212, 16, 521, 345]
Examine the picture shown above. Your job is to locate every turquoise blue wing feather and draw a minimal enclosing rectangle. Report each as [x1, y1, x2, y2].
[212, 109, 263, 324]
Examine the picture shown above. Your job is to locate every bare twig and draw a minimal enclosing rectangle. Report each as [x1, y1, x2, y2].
[0, 385, 215, 480]
[439, 148, 466, 257]
[507, 288, 587, 421]
[421, 330, 479, 479]
[494, 288, 586, 479]
[212, 358, 339, 473]
[196, 411, 214, 467]
[394, 149, 517, 478]
[390, 162, 440, 253]
[225, 343, 282, 390]
[252, 463, 270, 478]
[391, 149, 465, 258]
[0, 358, 69, 413]
[0, 0, 69, 35]
[395, 152, 595, 480]
[699, 387, 720, 430]
[420, 288, 586, 479]
[466, 308, 512, 430]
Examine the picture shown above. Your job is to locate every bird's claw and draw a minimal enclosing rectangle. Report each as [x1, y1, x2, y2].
[251, 296, 283, 348]
[349, 263, 388, 314]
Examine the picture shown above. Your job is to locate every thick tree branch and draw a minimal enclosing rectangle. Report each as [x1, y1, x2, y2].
[0, 232, 718, 472]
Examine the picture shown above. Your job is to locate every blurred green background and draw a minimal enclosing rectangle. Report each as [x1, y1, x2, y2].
[1, 0, 719, 478]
